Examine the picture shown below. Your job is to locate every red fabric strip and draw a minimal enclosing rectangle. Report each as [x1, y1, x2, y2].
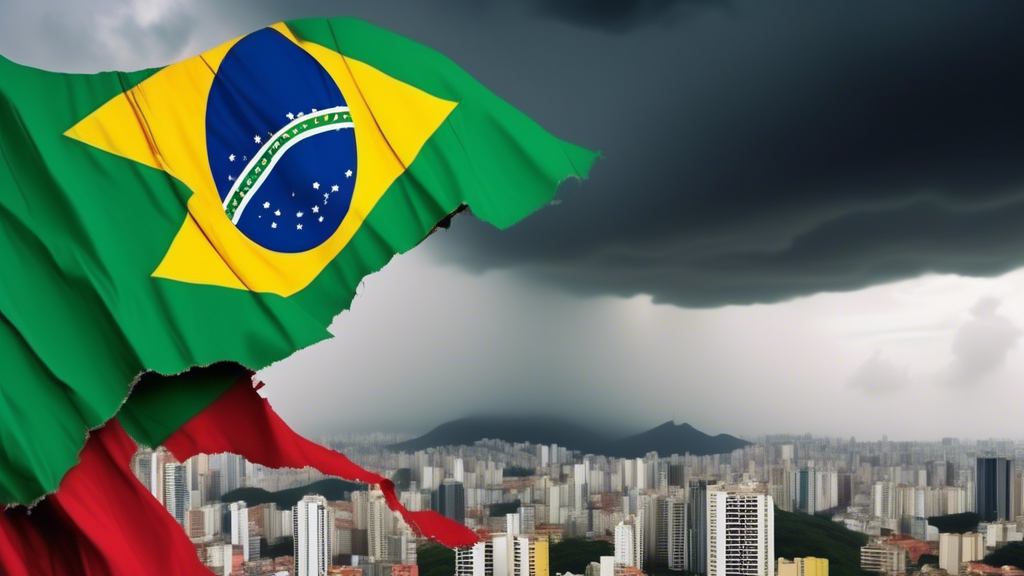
[0, 423, 212, 576]
[163, 374, 480, 549]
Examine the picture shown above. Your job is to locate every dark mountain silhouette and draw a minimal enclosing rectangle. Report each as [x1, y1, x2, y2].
[389, 416, 610, 454]
[220, 478, 362, 509]
[387, 417, 749, 457]
[605, 421, 749, 458]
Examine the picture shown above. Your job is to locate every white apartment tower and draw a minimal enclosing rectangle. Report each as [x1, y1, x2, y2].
[293, 495, 334, 576]
[707, 485, 775, 576]
[548, 485, 561, 524]
[872, 482, 897, 520]
[614, 512, 645, 569]
[368, 488, 393, 560]
[229, 501, 250, 561]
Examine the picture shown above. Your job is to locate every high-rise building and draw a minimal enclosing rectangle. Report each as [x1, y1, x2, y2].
[688, 481, 711, 574]
[938, 532, 984, 573]
[436, 479, 466, 525]
[455, 533, 549, 576]
[837, 475, 853, 509]
[151, 449, 170, 505]
[639, 494, 657, 567]
[186, 508, 208, 541]
[164, 463, 190, 527]
[201, 503, 223, 538]
[798, 468, 813, 515]
[707, 485, 774, 576]
[518, 506, 536, 535]
[368, 489, 392, 560]
[655, 497, 687, 571]
[548, 485, 561, 524]
[976, 458, 1014, 522]
[506, 513, 522, 537]
[293, 495, 334, 576]
[229, 501, 250, 561]
[614, 515, 644, 569]
[871, 482, 897, 520]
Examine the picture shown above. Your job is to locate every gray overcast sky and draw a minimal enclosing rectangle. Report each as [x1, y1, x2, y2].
[5, 0, 1024, 441]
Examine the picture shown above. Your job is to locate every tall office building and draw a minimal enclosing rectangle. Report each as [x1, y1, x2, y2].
[368, 489, 393, 560]
[518, 506, 536, 535]
[229, 501, 251, 561]
[548, 485, 562, 524]
[871, 482, 897, 520]
[151, 449, 170, 505]
[689, 481, 711, 575]
[223, 453, 246, 494]
[976, 458, 1014, 522]
[614, 514, 644, 569]
[436, 479, 466, 525]
[939, 532, 985, 572]
[293, 495, 334, 576]
[639, 494, 657, 567]
[837, 474, 853, 508]
[797, 467, 816, 515]
[655, 497, 687, 571]
[707, 485, 774, 576]
[164, 463, 190, 527]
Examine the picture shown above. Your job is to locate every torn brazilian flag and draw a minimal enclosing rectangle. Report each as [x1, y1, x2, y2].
[0, 17, 595, 511]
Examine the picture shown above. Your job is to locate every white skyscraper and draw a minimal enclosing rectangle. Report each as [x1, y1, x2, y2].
[151, 449, 169, 505]
[229, 501, 250, 561]
[614, 514, 644, 569]
[368, 489, 392, 560]
[872, 482, 897, 520]
[707, 485, 774, 576]
[548, 485, 561, 524]
[636, 459, 647, 491]
[293, 495, 334, 576]
[164, 463, 190, 527]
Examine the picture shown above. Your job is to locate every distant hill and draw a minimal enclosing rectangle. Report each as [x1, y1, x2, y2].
[387, 416, 749, 457]
[388, 416, 612, 454]
[221, 478, 363, 509]
[606, 421, 749, 458]
[774, 508, 869, 576]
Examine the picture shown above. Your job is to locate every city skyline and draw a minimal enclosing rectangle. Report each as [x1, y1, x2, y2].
[128, 416, 1024, 575]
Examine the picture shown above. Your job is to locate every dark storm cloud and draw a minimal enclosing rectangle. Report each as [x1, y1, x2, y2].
[429, 1, 1024, 307]
[7, 1, 1024, 309]
[524, 0, 728, 32]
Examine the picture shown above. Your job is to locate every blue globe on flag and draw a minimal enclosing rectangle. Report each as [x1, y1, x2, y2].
[206, 28, 358, 253]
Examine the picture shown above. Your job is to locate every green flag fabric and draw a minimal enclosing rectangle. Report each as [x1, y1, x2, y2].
[0, 17, 596, 504]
